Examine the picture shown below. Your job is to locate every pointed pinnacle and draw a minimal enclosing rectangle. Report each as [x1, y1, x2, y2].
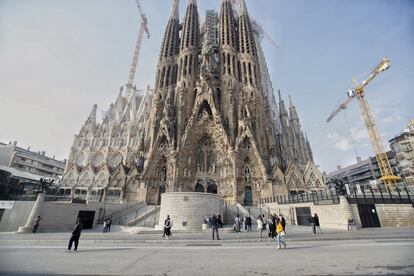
[239, 0, 248, 15]
[187, 0, 196, 5]
[170, 0, 179, 19]
[289, 95, 293, 108]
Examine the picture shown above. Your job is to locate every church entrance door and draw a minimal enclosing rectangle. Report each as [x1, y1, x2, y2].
[244, 186, 253, 206]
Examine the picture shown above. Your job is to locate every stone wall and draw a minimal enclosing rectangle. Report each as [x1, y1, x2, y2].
[264, 196, 360, 230]
[158, 192, 223, 231]
[0, 201, 35, 232]
[374, 204, 414, 227]
[36, 201, 128, 232]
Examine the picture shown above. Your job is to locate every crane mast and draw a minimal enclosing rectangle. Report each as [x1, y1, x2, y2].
[326, 57, 399, 191]
[126, 0, 150, 96]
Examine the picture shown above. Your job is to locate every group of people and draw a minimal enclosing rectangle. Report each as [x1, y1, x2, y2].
[255, 214, 286, 239]
[204, 215, 222, 240]
[46, 211, 327, 252]
[233, 214, 254, 232]
[102, 218, 112, 233]
[308, 213, 322, 235]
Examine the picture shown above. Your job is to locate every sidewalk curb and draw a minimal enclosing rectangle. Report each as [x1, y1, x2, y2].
[0, 235, 413, 245]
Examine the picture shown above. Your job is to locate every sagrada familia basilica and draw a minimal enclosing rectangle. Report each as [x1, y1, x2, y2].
[59, 0, 325, 205]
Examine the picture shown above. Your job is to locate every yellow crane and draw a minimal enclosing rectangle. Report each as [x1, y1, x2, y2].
[126, 0, 150, 95]
[326, 57, 400, 191]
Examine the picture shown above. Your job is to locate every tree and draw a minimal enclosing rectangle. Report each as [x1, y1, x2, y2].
[331, 178, 346, 196]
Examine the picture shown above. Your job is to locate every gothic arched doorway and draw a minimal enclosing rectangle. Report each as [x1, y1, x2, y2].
[195, 181, 204, 193]
[207, 181, 217, 194]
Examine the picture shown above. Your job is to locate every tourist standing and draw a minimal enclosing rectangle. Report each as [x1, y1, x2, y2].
[107, 218, 112, 232]
[280, 214, 286, 233]
[211, 214, 220, 240]
[246, 216, 252, 231]
[262, 214, 266, 232]
[267, 215, 273, 239]
[67, 219, 83, 252]
[234, 214, 241, 233]
[256, 215, 263, 238]
[32, 216, 41, 233]
[164, 215, 172, 239]
[217, 214, 223, 228]
[314, 213, 322, 234]
[271, 214, 277, 238]
[276, 220, 287, 250]
[308, 215, 316, 235]
[103, 218, 107, 233]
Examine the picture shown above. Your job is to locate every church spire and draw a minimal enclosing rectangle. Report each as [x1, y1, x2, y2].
[278, 90, 288, 116]
[219, 0, 238, 49]
[288, 95, 299, 122]
[169, 0, 180, 19]
[239, 0, 248, 15]
[156, 0, 181, 89]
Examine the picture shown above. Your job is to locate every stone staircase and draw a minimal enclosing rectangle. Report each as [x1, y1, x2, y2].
[127, 205, 160, 227]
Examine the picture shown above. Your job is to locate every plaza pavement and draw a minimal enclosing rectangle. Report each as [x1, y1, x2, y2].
[0, 226, 413, 275]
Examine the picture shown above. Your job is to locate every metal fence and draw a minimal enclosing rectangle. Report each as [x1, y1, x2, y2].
[346, 185, 413, 205]
[259, 189, 340, 205]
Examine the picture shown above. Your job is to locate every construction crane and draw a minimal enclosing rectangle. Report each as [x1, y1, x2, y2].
[126, 0, 150, 95]
[230, 0, 279, 49]
[326, 57, 400, 191]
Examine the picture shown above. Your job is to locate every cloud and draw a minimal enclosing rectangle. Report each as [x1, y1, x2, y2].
[326, 132, 352, 151]
[350, 127, 368, 142]
[380, 114, 402, 123]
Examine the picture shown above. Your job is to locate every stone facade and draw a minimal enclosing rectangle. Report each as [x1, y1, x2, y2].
[59, 0, 325, 205]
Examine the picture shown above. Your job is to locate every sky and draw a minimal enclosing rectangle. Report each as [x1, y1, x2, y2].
[0, 0, 413, 173]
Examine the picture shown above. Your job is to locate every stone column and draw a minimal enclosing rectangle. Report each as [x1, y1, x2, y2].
[17, 193, 45, 234]
[231, 150, 237, 204]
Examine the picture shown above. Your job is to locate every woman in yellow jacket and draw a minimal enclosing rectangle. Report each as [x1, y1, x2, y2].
[276, 221, 287, 249]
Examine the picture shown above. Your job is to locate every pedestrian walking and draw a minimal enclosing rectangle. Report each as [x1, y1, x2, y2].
[314, 213, 322, 234]
[234, 214, 241, 233]
[242, 216, 247, 231]
[106, 218, 112, 232]
[308, 215, 316, 235]
[163, 215, 172, 239]
[67, 219, 83, 252]
[103, 218, 107, 233]
[211, 214, 220, 240]
[32, 216, 41, 233]
[256, 215, 263, 238]
[276, 220, 287, 250]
